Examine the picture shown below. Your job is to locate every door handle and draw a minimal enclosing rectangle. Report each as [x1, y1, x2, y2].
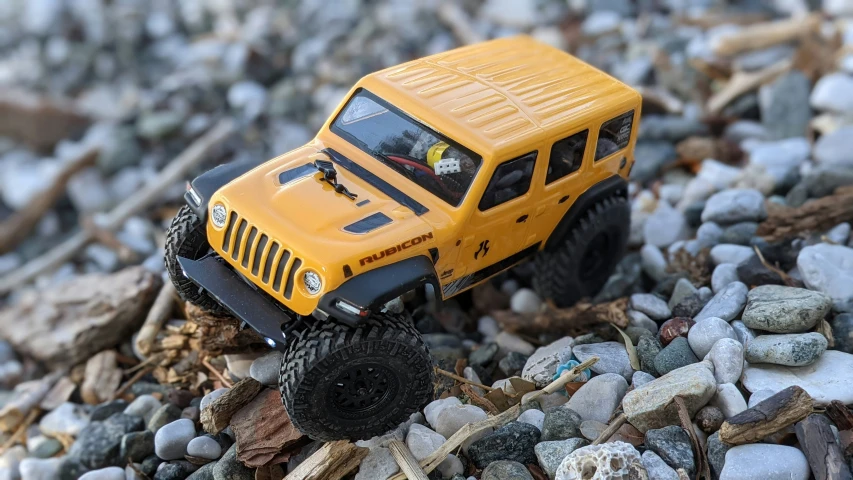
[516, 215, 528, 223]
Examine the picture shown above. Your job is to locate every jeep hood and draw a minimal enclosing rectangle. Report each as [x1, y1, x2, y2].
[208, 146, 434, 270]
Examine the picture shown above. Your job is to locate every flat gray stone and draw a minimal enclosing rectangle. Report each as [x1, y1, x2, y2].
[720, 444, 809, 480]
[622, 362, 716, 432]
[744, 333, 827, 367]
[701, 189, 767, 225]
[535, 438, 589, 480]
[630, 294, 671, 321]
[742, 285, 832, 333]
[742, 350, 853, 404]
[186, 436, 222, 460]
[694, 282, 748, 322]
[482, 460, 533, 480]
[522, 337, 574, 388]
[566, 373, 628, 424]
[572, 342, 634, 381]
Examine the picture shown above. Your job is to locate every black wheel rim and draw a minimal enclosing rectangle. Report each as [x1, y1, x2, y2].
[581, 231, 612, 278]
[331, 363, 396, 414]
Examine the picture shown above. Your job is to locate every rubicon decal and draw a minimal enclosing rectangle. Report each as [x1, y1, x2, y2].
[359, 233, 434, 266]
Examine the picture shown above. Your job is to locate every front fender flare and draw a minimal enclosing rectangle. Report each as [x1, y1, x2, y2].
[318, 256, 440, 326]
[184, 161, 257, 221]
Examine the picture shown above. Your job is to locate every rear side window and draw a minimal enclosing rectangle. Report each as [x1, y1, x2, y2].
[479, 152, 537, 211]
[547, 130, 588, 184]
[595, 110, 634, 161]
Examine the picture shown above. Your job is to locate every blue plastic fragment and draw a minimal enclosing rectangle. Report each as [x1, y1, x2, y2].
[551, 360, 591, 396]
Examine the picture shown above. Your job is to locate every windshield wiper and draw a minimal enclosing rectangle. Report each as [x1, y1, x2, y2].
[314, 159, 357, 200]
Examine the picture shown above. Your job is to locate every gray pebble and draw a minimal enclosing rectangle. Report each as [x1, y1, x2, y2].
[744, 333, 827, 367]
[186, 436, 222, 460]
[741, 285, 832, 333]
[153, 419, 196, 461]
[710, 245, 755, 266]
[711, 263, 739, 294]
[630, 293, 671, 321]
[249, 351, 282, 386]
[687, 317, 737, 359]
[654, 337, 698, 376]
[694, 282, 748, 322]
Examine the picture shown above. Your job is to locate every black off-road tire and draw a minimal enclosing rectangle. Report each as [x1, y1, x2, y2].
[280, 312, 434, 441]
[164, 205, 229, 315]
[534, 196, 630, 307]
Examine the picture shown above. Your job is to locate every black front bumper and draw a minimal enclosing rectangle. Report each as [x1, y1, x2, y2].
[177, 255, 290, 351]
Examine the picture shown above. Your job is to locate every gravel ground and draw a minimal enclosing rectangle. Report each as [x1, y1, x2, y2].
[1, 0, 853, 479]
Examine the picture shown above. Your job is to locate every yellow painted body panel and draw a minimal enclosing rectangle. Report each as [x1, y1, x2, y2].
[205, 36, 641, 316]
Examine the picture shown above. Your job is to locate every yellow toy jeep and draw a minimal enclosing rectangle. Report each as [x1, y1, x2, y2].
[166, 36, 640, 441]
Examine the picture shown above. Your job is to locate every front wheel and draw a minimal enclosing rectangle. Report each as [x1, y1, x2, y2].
[280, 313, 434, 441]
[534, 196, 630, 307]
[164, 205, 229, 315]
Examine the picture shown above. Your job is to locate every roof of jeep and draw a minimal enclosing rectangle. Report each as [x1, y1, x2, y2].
[356, 36, 640, 159]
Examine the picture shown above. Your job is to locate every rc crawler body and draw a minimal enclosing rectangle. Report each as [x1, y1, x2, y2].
[166, 36, 641, 441]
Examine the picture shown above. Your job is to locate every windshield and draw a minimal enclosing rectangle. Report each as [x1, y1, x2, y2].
[331, 90, 482, 206]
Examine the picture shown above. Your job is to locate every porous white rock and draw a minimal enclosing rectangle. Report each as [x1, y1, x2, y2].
[555, 442, 641, 480]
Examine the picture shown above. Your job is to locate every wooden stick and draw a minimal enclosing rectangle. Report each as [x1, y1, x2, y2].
[284, 440, 368, 480]
[389, 357, 599, 480]
[707, 59, 792, 114]
[0, 119, 235, 293]
[202, 357, 233, 388]
[0, 408, 40, 455]
[110, 366, 154, 401]
[0, 371, 62, 432]
[135, 282, 177, 357]
[592, 413, 628, 445]
[388, 439, 429, 480]
[435, 367, 495, 392]
[712, 14, 820, 57]
[0, 147, 97, 254]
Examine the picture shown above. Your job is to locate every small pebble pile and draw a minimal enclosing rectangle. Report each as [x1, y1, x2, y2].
[1, 0, 853, 479]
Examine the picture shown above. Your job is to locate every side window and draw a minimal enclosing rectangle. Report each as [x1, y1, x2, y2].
[478, 152, 537, 211]
[595, 110, 634, 161]
[547, 130, 589, 184]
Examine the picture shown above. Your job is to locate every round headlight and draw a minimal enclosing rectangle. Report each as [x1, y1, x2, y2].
[303, 271, 322, 295]
[211, 203, 227, 228]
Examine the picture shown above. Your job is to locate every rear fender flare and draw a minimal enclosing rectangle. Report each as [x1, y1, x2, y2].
[545, 175, 628, 252]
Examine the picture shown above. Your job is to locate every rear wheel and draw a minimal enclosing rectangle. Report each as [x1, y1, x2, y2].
[280, 312, 434, 441]
[534, 196, 630, 307]
[164, 205, 229, 315]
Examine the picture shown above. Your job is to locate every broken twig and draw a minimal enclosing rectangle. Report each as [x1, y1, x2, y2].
[0, 119, 235, 293]
[389, 439, 429, 480]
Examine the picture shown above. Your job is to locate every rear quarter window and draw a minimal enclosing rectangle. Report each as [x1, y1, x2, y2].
[595, 110, 634, 161]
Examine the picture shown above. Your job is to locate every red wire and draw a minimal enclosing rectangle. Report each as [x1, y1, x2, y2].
[385, 154, 457, 199]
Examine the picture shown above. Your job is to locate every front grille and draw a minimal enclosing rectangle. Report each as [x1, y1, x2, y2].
[221, 210, 302, 300]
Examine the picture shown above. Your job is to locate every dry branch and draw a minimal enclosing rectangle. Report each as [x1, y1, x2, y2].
[135, 283, 177, 357]
[707, 58, 792, 114]
[494, 298, 629, 336]
[0, 119, 235, 293]
[592, 413, 628, 445]
[284, 440, 368, 480]
[388, 439, 429, 480]
[795, 414, 852, 480]
[720, 385, 813, 445]
[712, 14, 820, 57]
[757, 186, 853, 242]
[201, 378, 262, 434]
[0, 371, 62, 432]
[0, 147, 97, 254]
